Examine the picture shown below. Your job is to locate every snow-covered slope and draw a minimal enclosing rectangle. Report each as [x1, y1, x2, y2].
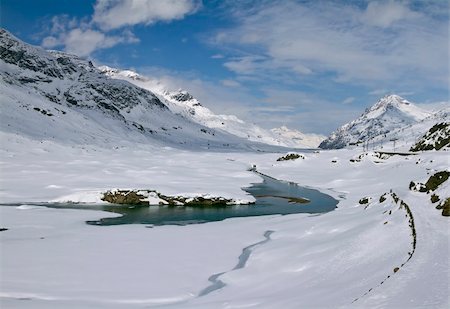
[270, 126, 325, 148]
[0, 29, 291, 152]
[365, 107, 450, 152]
[99, 66, 324, 148]
[320, 95, 433, 149]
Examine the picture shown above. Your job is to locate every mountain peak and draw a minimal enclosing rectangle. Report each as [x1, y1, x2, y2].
[170, 90, 195, 102]
[381, 94, 407, 103]
[369, 94, 410, 110]
[363, 94, 429, 121]
[319, 95, 432, 149]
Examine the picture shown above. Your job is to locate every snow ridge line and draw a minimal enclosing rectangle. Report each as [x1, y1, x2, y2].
[198, 230, 274, 297]
[352, 192, 417, 303]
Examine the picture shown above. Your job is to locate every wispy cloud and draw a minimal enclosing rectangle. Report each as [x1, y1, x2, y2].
[361, 0, 420, 28]
[342, 97, 355, 105]
[136, 66, 260, 119]
[211, 54, 224, 59]
[213, 1, 448, 87]
[221, 79, 241, 87]
[223, 55, 268, 75]
[369, 89, 388, 96]
[252, 88, 362, 133]
[368, 89, 414, 97]
[42, 24, 138, 57]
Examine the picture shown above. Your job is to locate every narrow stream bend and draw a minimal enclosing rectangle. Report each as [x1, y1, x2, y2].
[198, 230, 274, 297]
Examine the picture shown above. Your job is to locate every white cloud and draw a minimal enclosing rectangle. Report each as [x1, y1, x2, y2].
[41, 36, 59, 48]
[342, 97, 355, 105]
[221, 79, 241, 87]
[41, 0, 197, 56]
[42, 28, 139, 57]
[369, 89, 388, 96]
[253, 88, 361, 133]
[397, 91, 415, 96]
[47, 15, 80, 35]
[416, 101, 450, 113]
[368, 89, 414, 97]
[213, 1, 448, 87]
[211, 54, 224, 59]
[93, 0, 200, 30]
[223, 55, 311, 83]
[361, 0, 420, 28]
[253, 106, 295, 113]
[224, 55, 267, 75]
[64, 29, 122, 57]
[137, 66, 259, 119]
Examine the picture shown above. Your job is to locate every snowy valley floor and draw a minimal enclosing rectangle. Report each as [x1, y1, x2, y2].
[0, 134, 449, 308]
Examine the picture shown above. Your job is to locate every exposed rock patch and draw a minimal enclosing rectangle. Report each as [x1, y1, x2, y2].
[276, 153, 305, 161]
[102, 189, 236, 207]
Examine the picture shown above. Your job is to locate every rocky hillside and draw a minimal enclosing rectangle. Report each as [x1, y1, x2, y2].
[410, 122, 449, 151]
[0, 29, 283, 151]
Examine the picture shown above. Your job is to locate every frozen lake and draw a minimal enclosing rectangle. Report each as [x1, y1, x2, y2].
[5, 174, 338, 226]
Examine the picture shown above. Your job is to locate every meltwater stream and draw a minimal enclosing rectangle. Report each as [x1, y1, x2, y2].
[76, 173, 338, 226]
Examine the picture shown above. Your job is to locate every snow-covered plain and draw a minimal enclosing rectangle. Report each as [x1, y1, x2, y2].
[1, 135, 449, 308]
[0, 132, 263, 205]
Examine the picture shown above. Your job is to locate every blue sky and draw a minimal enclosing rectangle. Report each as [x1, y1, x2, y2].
[1, 0, 448, 134]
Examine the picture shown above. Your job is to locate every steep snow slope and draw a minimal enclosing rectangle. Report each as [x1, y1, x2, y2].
[0, 29, 281, 152]
[320, 95, 432, 149]
[99, 66, 324, 148]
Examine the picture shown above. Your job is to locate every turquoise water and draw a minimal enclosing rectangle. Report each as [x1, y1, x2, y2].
[3, 174, 338, 226]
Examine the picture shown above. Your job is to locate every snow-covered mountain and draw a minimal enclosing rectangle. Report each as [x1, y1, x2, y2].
[0, 29, 287, 151]
[319, 95, 433, 149]
[270, 126, 325, 148]
[99, 66, 324, 148]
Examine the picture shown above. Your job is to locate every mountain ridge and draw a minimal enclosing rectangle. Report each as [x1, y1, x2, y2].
[0, 28, 287, 152]
[99, 65, 325, 148]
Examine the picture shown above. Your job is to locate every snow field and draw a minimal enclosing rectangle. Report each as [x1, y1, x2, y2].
[1, 144, 448, 308]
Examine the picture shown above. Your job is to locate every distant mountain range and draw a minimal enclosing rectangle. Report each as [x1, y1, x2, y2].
[319, 94, 448, 150]
[99, 66, 325, 148]
[1, 28, 447, 152]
